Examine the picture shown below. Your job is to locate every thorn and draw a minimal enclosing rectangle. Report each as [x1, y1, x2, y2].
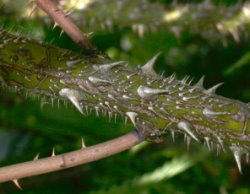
[52, 22, 59, 30]
[126, 112, 138, 128]
[195, 76, 205, 88]
[52, 147, 55, 157]
[171, 131, 175, 142]
[59, 88, 85, 115]
[59, 30, 65, 38]
[168, 73, 176, 83]
[204, 137, 211, 151]
[177, 121, 200, 142]
[189, 76, 205, 92]
[137, 85, 168, 98]
[109, 111, 113, 121]
[88, 76, 111, 84]
[85, 105, 89, 115]
[68, 96, 83, 114]
[216, 136, 225, 152]
[187, 77, 194, 85]
[93, 61, 125, 73]
[204, 83, 223, 95]
[33, 153, 40, 160]
[95, 106, 99, 117]
[181, 76, 190, 85]
[141, 52, 161, 76]
[81, 138, 86, 148]
[202, 107, 228, 117]
[12, 179, 22, 190]
[86, 32, 94, 37]
[230, 145, 244, 174]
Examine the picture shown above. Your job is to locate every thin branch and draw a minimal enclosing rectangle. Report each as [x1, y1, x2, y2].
[35, 0, 97, 53]
[0, 131, 142, 183]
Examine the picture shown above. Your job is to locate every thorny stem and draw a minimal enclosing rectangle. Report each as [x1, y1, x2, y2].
[0, 131, 142, 183]
[35, 0, 97, 53]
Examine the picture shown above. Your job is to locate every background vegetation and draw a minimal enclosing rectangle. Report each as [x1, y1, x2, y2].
[0, 0, 250, 193]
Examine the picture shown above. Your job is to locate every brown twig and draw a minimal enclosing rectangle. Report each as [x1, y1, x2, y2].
[35, 0, 96, 53]
[0, 131, 142, 183]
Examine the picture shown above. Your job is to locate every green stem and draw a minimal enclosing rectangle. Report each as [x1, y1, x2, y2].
[0, 30, 249, 157]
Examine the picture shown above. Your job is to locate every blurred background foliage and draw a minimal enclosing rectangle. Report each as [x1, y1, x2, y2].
[0, 0, 250, 193]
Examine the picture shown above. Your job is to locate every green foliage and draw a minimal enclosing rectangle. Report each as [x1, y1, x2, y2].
[0, 0, 250, 193]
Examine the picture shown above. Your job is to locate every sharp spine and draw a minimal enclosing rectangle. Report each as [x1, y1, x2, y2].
[181, 76, 190, 85]
[195, 76, 205, 89]
[52, 22, 59, 30]
[12, 179, 22, 190]
[137, 85, 168, 98]
[33, 153, 40, 160]
[230, 145, 245, 174]
[141, 52, 161, 76]
[177, 121, 200, 142]
[168, 73, 176, 83]
[52, 147, 55, 157]
[59, 88, 85, 115]
[204, 83, 223, 95]
[189, 76, 205, 92]
[88, 76, 111, 84]
[202, 107, 228, 116]
[126, 112, 138, 128]
[204, 137, 211, 151]
[93, 61, 124, 72]
[81, 138, 86, 148]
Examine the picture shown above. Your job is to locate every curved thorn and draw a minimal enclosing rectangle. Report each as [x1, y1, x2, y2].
[93, 61, 125, 72]
[204, 82, 223, 95]
[81, 138, 86, 148]
[59, 88, 85, 115]
[12, 179, 22, 190]
[177, 121, 200, 142]
[230, 145, 244, 174]
[126, 112, 138, 127]
[141, 52, 161, 76]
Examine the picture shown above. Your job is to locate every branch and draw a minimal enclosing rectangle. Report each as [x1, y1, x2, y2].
[0, 30, 249, 177]
[35, 0, 97, 53]
[0, 131, 142, 183]
[67, 1, 250, 42]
